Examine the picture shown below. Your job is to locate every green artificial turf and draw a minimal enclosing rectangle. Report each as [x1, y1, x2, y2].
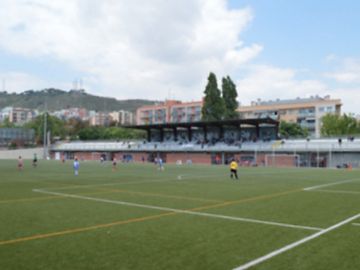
[0, 160, 359, 270]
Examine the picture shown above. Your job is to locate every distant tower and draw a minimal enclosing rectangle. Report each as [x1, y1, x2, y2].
[73, 78, 80, 90]
[79, 78, 83, 90]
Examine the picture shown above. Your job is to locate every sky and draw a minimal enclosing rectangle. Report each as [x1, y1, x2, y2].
[0, 0, 359, 114]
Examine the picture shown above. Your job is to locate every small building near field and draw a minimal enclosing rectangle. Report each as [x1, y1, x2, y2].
[0, 128, 35, 147]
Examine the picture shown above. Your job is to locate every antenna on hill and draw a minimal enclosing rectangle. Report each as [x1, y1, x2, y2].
[79, 78, 83, 90]
[73, 78, 80, 90]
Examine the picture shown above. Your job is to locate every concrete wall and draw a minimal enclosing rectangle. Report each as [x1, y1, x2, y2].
[328, 153, 360, 168]
[0, 147, 43, 159]
[166, 153, 211, 164]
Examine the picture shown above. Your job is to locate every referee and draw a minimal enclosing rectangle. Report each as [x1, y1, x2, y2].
[229, 159, 238, 180]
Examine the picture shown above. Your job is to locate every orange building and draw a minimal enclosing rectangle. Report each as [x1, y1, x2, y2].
[238, 95, 342, 138]
[136, 100, 203, 125]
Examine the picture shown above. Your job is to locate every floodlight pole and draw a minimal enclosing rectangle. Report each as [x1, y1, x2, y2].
[43, 102, 47, 159]
[254, 147, 257, 166]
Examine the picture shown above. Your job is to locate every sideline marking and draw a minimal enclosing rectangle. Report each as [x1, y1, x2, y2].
[233, 213, 360, 270]
[303, 178, 360, 191]
[352, 223, 360, 226]
[33, 189, 320, 231]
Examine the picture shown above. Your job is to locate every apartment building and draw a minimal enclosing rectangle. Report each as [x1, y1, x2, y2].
[238, 95, 342, 138]
[136, 100, 203, 125]
[51, 108, 89, 121]
[1, 107, 38, 125]
[109, 110, 134, 125]
[89, 112, 112, 126]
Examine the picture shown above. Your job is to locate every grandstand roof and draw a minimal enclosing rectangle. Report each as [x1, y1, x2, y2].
[125, 118, 278, 130]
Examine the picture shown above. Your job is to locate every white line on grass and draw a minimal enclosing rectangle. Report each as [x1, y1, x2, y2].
[352, 223, 360, 226]
[177, 170, 311, 181]
[44, 179, 169, 191]
[233, 213, 360, 270]
[303, 178, 360, 191]
[33, 189, 322, 232]
[309, 189, 360, 195]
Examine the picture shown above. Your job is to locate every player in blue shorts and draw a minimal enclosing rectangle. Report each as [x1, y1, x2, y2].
[158, 157, 164, 171]
[73, 157, 80, 176]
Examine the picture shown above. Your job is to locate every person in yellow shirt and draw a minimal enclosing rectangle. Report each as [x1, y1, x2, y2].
[230, 159, 238, 179]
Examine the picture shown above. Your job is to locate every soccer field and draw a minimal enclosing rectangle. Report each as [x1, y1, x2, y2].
[1, 160, 360, 270]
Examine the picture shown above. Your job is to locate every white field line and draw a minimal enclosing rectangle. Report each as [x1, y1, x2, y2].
[44, 179, 169, 191]
[176, 171, 310, 181]
[33, 189, 322, 232]
[30, 169, 331, 191]
[352, 223, 360, 226]
[309, 189, 360, 195]
[303, 178, 360, 191]
[178, 169, 310, 179]
[233, 213, 360, 270]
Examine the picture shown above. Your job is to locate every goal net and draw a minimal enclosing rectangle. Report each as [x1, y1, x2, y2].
[264, 154, 300, 167]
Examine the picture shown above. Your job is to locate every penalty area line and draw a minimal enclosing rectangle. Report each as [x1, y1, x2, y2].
[42, 179, 169, 191]
[307, 189, 360, 195]
[33, 189, 322, 232]
[233, 213, 360, 270]
[303, 178, 360, 191]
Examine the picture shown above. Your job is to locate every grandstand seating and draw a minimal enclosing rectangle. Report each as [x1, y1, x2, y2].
[51, 138, 360, 152]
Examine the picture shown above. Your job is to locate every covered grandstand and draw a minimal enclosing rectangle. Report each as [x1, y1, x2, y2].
[50, 118, 360, 168]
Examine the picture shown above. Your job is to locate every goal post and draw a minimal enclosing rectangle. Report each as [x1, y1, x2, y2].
[264, 154, 300, 167]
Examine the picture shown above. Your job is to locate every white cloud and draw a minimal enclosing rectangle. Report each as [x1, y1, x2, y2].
[236, 64, 360, 113]
[237, 65, 328, 104]
[0, 72, 54, 92]
[330, 87, 360, 114]
[0, 0, 261, 100]
[325, 57, 360, 83]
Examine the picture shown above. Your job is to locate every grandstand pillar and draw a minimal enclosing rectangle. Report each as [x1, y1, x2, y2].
[237, 125, 242, 141]
[147, 129, 151, 142]
[173, 127, 178, 141]
[219, 126, 224, 140]
[187, 127, 192, 142]
[203, 126, 208, 142]
[275, 122, 280, 139]
[256, 124, 260, 140]
[160, 128, 164, 142]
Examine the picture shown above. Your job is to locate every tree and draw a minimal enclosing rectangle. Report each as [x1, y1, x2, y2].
[0, 117, 15, 128]
[222, 76, 239, 119]
[64, 118, 90, 139]
[321, 113, 360, 136]
[24, 113, 66, 143]
[201, 72, 225, 121]
[279, 121, 309, 138]
[78, 126, 146, 140]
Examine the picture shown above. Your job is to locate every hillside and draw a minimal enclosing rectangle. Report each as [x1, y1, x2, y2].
[0, 89, 156, 112]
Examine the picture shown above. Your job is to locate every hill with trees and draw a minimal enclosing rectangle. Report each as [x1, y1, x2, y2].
[0, 88, 156, 112]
